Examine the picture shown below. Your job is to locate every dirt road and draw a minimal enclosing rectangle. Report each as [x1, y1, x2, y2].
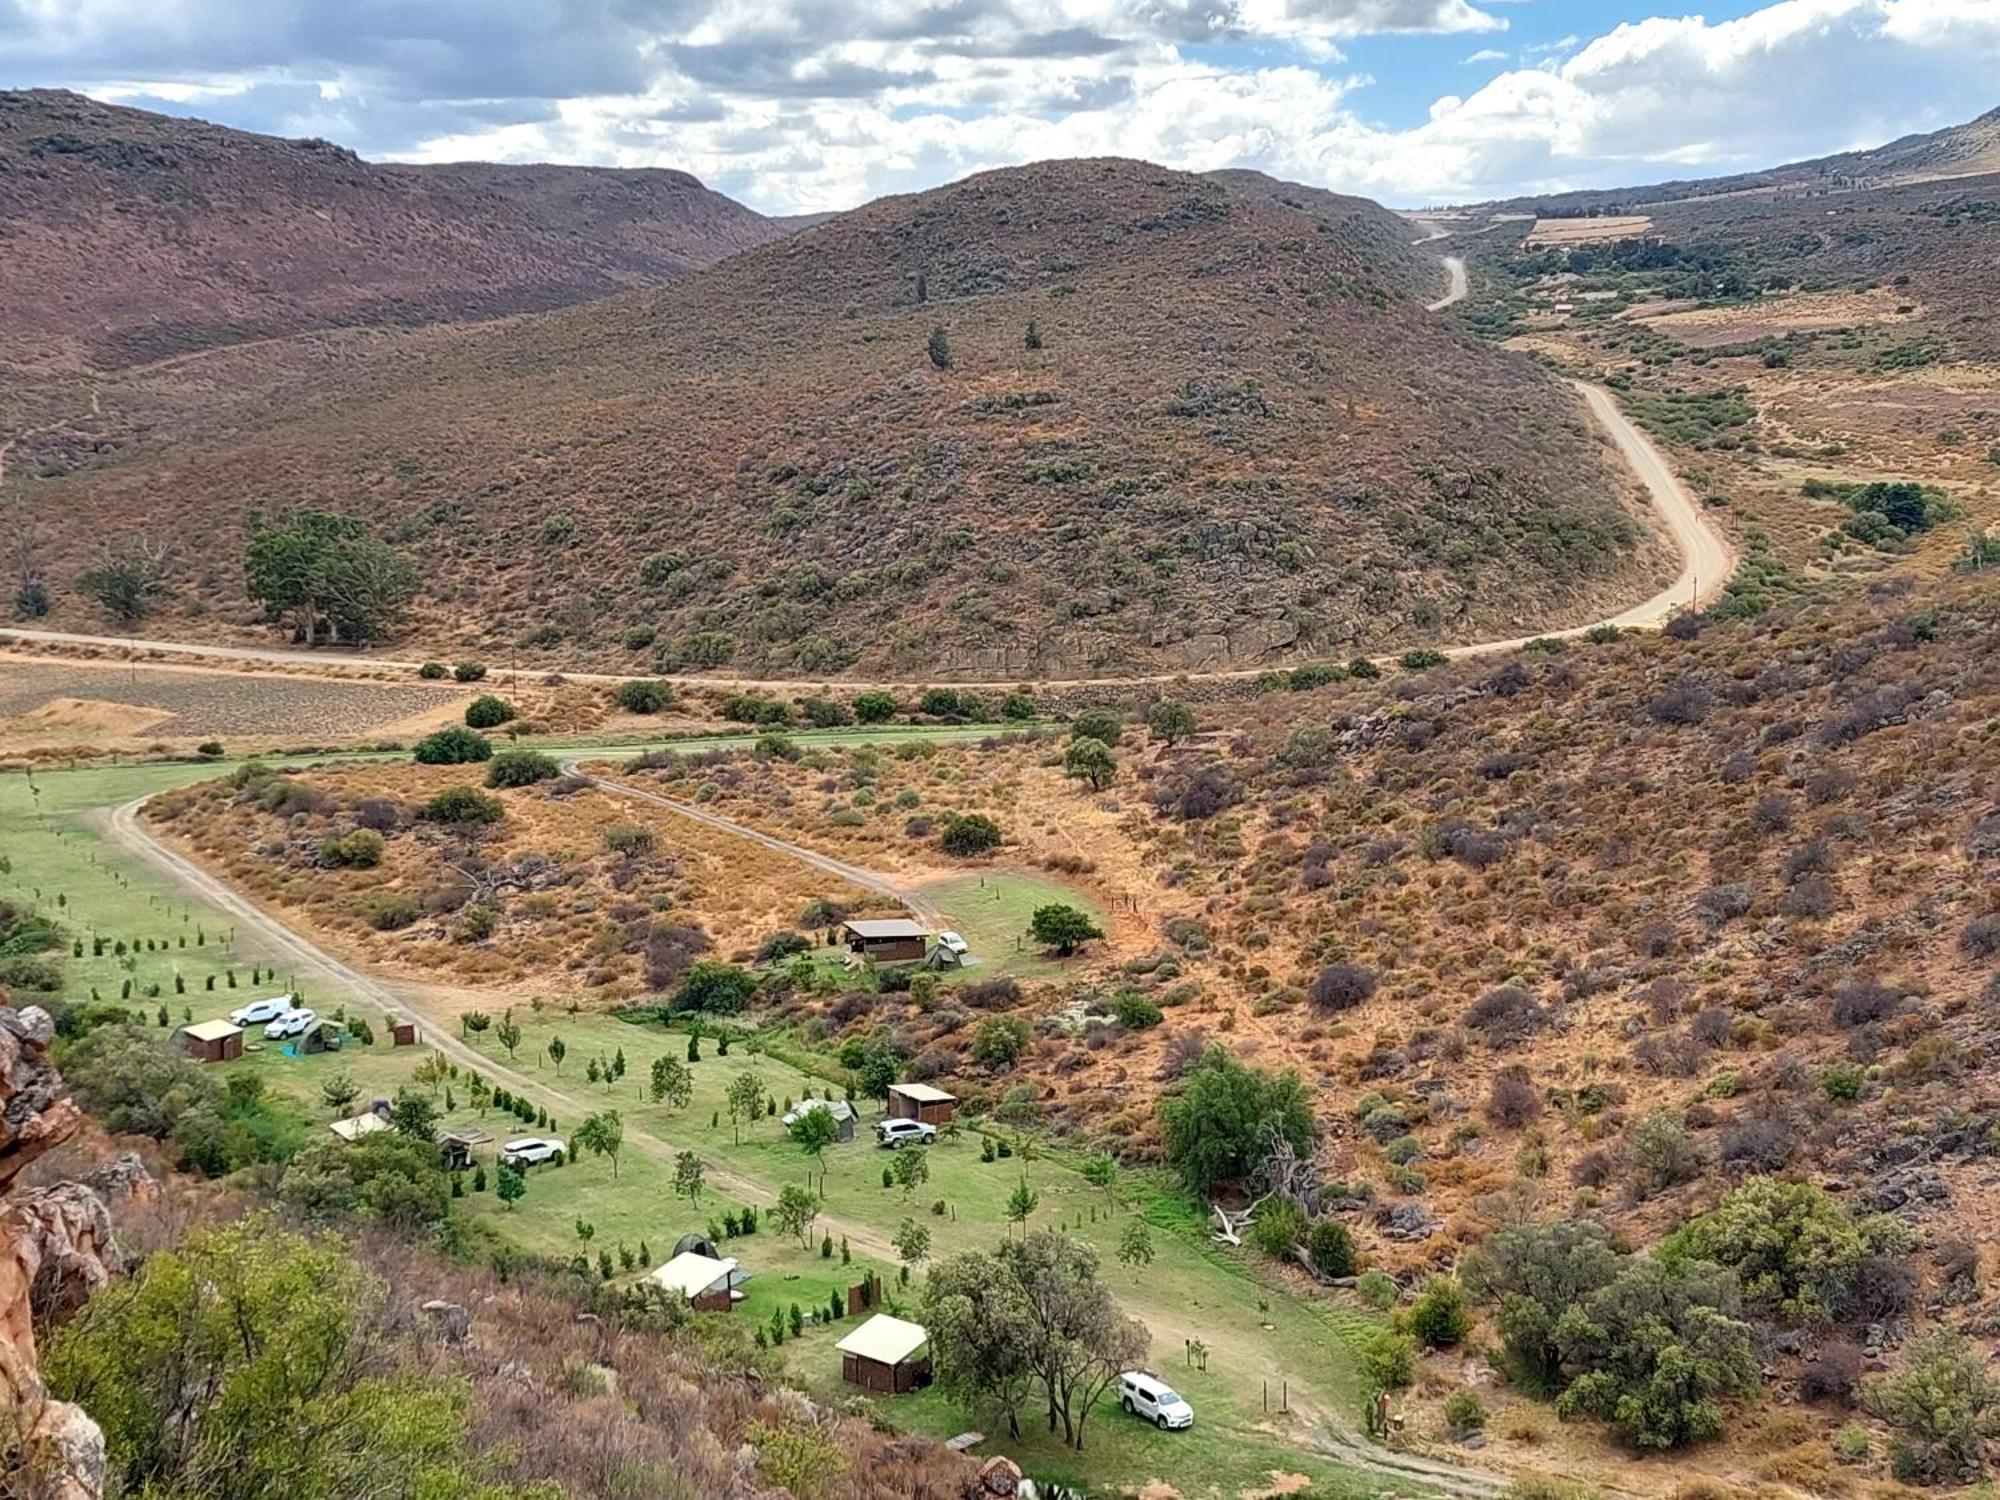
[1426, 255, 1468, 312]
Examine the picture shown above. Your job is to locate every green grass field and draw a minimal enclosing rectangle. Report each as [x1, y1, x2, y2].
[921, 870, 1110, 981]
[4, 743, 1398, 1497]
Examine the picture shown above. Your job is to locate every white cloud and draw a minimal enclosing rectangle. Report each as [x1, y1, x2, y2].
[5, 0, 1997, 210]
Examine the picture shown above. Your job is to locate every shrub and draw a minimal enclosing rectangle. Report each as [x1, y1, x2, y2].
[363, 893, 422, 931]
[1400, 648, 1446, 672]
[318, 829, 385, 869]
[1800, 1340, 1865, 1405]
[1157, 1047, 1313, 1196]
[1068, 709, 1122, 745]
[1359, 1327, 1417, 1390]
[1829, 977, 1899, 1028]
[1356, 1269, 1397, 1310]
[970, 1015, 1030, 1069]
[485, 749, 558, 788]
[673, 961, 759, 1016]
[463, 695, 515, 729]
[422, 786, 505, 824]
[1626, 1109, 1704, 1197]
[614, 679, 673, 715]
[417, 662, 447, 680]
[452, 662, 487, 683]
[1109, 990, 1162, 1029]
[1408, 1277, 1472, 1348]
[1486, 1067, 1542, 1128]
[1444, 1389, 1487, 1435]
[1306, 1217, 1356, 1278]
[1246, 1198, 1307, 1259]
[1864, 1330, 2000, 1485]
[412, 726, 492, 765]
[939, 813, 1002, 857]
[1307, 961, 1377, 1014]
[622, 624, 656, 650]
[853, 691, 898, 724]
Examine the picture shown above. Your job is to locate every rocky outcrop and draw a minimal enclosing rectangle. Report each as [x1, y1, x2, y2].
[0, 1003, 111, 1500]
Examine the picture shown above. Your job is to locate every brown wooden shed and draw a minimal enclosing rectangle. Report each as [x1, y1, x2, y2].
[176, 1019, 243, 1064]
[837, 1314, 931, 1394]
[842, 918, 930, 964]
[387, 1017, 418, 1047]
[887, 1082, 957, 1126]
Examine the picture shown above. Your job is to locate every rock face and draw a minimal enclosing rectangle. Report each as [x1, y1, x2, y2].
[0, 1003, 112, 1500]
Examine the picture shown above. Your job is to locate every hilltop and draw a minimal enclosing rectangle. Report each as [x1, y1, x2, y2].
[0, 90, 790, 372]
[12, 155, 1668, 679]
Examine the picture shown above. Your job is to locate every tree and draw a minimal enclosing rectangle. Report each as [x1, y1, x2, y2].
[773, 1182, 821, 1247]
[495, 1164, 526, 1210]
[894, 1217, 933, 1269]
[1069, 709, 1122, 745]
[387, 1088, 437, 1143]
[1004, 1231, 1148, 1451]
[546, 1036, 568, 1075]
[1146, 699, 1195, 745]
[1157, 1046, 1314, 1197]
[319, 1072, 360, 1113]
[788, 1103, 840, 1167]
[244, 510, 417, 646]
[1024, 320, 1043, 350]
[725, 1072, 766, 1144]
[77, 534, 172, 622]
[278, 1133, 450, 1233]
[463, 694, 515, 729]
[494, 1012, 522, 1059]
[892, 1145, 930, 1199]
[1865, 1330, 2000, 1484]
[40, 1218, 531, 1500]
[1360, 1328, 1418, 1391]
[650, 1054, 693, 1111]
[1062, 736, 1117, 792]
[1028, 903, 1103, 956]
[1005, 1177, 1040, 1236]
[672, 1150, 705, 1207]
[928, 325, 952, 369]
[1659, 1175, 1916, 1326]
[924, 1250, 1039, 1440]
[675, 960, 760, 1015]
[1080, 1152, 1118, 1202]
[1117, 1218, 1153, 1269]
[573, 1110, 625, 1178]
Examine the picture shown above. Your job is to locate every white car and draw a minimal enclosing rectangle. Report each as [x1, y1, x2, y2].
[231, 995, 295, 1027]
[1119, 1371, 1195, 1431]
[875, 1118, 937, 1149]
[933, 931, 970, 962]
[501, 1137, 566, 1168]
[263, 1007, 316, 1039]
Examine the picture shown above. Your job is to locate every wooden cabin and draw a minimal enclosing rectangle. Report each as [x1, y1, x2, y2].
[837, 1314, 931, 1394]
[176, 1019, 243, 1064]
[886, 1083, 957, 1126]
[841, 918, 930, 964]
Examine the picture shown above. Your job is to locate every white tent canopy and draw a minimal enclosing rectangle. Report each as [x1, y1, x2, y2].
[835, 1313, 929, 1367]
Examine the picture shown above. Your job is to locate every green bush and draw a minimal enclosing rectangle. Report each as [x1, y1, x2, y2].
[452, 662, 487, 683]
[417, 662, 447, 680]
[1865, 1330, 1999, 1485]
[1356, 1269, 1398, 1309]
[318, 829, 385, 869]
[1400, 648, 1447, 671]
[1443, 1389, 1487, 1434]
[614, 679, 673, 714]
[853, 690, 898, 724]
[1359, 1327, 1417, 1390]
[1109, 989, 1162, 1029]
[673, 961, 759, 1016]
[1307, 1218, 1356, 1279]
[969, 1015, 1030, 1069]
[423, 787, 505, 824]
[463, 695, 515, 729]
[622, 624, 657, 650]
[362, 893, 422, 931]
[939, 813, 1003, 857]
[1408, 1277, 1472, 1348]
[412, 726, 492, 765]
[1246, 1199, 1306, 1259]
[485, 749, 558, 788]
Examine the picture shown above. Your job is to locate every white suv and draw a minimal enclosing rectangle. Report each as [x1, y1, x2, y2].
[1120, 1371, 1194, 1431]
[875, 1119, 937, 1149]
[263, 1007, 316, 1039]
[501, 1137, 565, 1168]
[231, 995, 294, 1026]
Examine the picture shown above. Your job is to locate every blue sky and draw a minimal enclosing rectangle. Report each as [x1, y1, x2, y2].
[3, 2, 1996, 213]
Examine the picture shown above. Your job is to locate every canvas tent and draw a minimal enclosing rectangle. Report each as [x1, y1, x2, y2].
[781, 1097, 856, 1141]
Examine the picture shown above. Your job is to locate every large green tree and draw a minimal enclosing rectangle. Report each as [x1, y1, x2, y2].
[1156, 1046, 1313, 1197]
[244, 509, 418, 645]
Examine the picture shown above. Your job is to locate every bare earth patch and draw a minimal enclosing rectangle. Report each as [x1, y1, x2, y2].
[1634, 286, 1925, 348]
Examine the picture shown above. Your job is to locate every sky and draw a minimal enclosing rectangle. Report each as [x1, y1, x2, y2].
[3, 0, 1997, 214]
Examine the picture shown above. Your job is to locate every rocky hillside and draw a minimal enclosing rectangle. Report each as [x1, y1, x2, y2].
[0, 90, 790, 372]
[17, 157, 1668, 679]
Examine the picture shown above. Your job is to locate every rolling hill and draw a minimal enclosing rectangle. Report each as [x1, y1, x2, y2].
[0, 89, 791, 372]
[12, 156, 1670, 679]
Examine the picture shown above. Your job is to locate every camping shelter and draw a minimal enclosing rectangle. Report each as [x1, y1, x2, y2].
[175, 1019, 243, 1064]
[886, 1083, 957, 1126]
[781, 1097, 856, 1141]
[836, 1314, 931, 1393]
[841, 918, 930, 964]
[649, 1251, 744, 1311]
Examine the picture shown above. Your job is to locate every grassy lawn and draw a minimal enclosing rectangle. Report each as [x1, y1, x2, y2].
[920, 870, 1109, 981]
[6, 748, 1396, 1496]
[232, 1007, 1392, 1496]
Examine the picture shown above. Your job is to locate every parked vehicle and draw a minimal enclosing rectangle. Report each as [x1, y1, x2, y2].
[263, 1007, 316, 1039]
[231, 995, 294, 1026]
[501, 1137, 566, 1168]
[1119, 1371, 1194, 1430]
[875, 1118, 937, 1149]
